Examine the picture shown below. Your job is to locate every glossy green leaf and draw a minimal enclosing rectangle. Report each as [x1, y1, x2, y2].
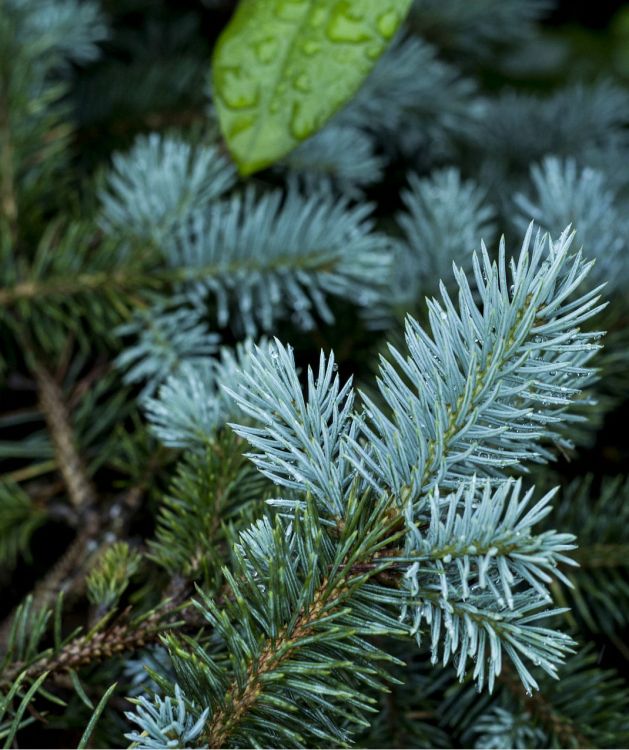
[212, 0, 412, 175]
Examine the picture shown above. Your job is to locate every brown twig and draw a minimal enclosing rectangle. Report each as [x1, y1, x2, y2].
[33, 362, 97, 511]
[0, 352, 167, 646]
[0, 527, 94, 647]
[204, 574, 345, 748]
[199, 524, 403, 747]
[0, 87, 18, 240]
[0, 362, 102, 644]
[2, 603, 187, 688]
[0, 573, 210, 693]
[0, 448, 166, 639]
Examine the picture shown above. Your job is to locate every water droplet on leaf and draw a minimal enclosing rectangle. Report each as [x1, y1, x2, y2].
[228, 114, 255, 139]
[365, 42, 384, 60]
[327, 1, 371, 43]
[290, 101, 323, 140]
[215, 67, 259, 110]
[309, 7, 328, 27]
[255, 37, 278, 64]
[377, 9, 399, 39]
[294, 73, 311, 92]
[302, 39, 321, 55]
[275, 0, 308, 22]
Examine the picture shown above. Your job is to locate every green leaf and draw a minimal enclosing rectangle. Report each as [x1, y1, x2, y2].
[212, 0, 411, 175]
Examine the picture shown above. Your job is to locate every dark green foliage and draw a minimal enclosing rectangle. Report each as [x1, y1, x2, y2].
[551, 476, 629, 637]
[0, 482, 47, 569]
[86, 542, 142, 611]
[440, 647, 629, 748]
[149, 432, 272, 588]
[1, 0, 629, 748]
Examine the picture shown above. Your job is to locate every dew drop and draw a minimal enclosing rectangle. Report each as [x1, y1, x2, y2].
[310, 7, 327, 27]
[365, 42, 384, 60]
[326, 1, 370, 43]
[290, 102, 323, 140]
[302, 39, 321, 55]
[293, 73, 311, 92]
[377, 9, 399, 39]
[255, 37, 278, 64]
[227, 115, 255, 139]
[275, 0, 308, 22]
[215, 67, 259, 110]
